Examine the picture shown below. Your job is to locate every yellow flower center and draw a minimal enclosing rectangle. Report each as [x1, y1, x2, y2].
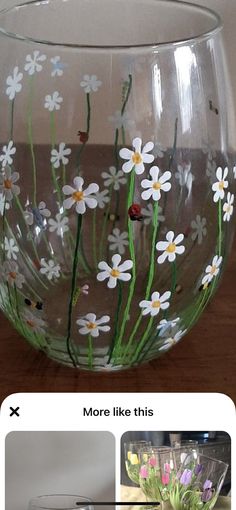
[153, 181, 161, 190]
[9, 271, 16, 279]
[219, 180, 225, 190]
[167, 243, 176, 253]
[226, 205, 231, 212]
[72, 190, 84, 202]
[87, 322, 96, 330]
[110, 269, 120, 278]
[210, 265, 217, 275]
[132, 152, 142, 165]
[152, 300, 161, 308]
[4, 179, 12, 189]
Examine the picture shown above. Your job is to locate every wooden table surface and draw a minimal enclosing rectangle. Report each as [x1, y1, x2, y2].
[0, 239, 235, 403]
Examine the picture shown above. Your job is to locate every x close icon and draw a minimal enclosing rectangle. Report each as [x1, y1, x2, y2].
[9, 407, 20, 417]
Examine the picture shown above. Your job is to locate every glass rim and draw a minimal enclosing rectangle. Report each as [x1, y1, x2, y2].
[197, 454, 229, 469]
[29, 494, 93, 510]
[0, 0, 223, 51]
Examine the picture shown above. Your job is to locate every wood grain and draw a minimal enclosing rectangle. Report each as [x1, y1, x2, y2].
[0, 238, 235, 403]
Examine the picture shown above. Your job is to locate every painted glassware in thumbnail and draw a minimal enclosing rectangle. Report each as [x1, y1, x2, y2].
[0, 0, 235, 370]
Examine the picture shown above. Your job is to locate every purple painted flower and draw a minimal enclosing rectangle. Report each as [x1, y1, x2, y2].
[180, 469, 192, 486]
[201, 489, 213, 502]
[203, 479, 213, 490]
[140, 466, 148, 478]
[195, 464, 203, 476]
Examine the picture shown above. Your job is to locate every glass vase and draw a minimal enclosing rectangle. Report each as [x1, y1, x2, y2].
[28, 495, 93, 510]
[0, 0, 235, 371]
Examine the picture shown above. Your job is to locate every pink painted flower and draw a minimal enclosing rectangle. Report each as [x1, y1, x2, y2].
[164, 463, 171, 474]
[162, 473, 170, 485]
[140, 466, 148, 478]
[148, 457, 157, 467]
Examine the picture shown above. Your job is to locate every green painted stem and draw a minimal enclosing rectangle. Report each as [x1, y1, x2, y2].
[27, 76, 37, 207]
[92, 208, 98, 269]
[66, 214, 82, 367]
[121, 74, 132, 115]
[62, 164, 66, 187]
[131, 317, 154, 365]
[218, 199, 222, 256]
[99, 186, 113, 261]
[113, 171, 136, 360]
[107, 280, 123, 363]
[50, 112, 62, 203]
[76, 93, 91, 171]
[9, 99, 15, 141]
[88, 334, 94, 369]
[121, 202, 159, 361]
[187, 290, 208, 331]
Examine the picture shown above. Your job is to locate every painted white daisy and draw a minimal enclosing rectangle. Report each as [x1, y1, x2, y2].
[102, 166, 127, 191]
[24, 201, 51, 227]
[6, 67, 23, 100]
[40, 258, 61, 281]
[0, 166, 20, 201]
[0, 193, 10, 216]
[0, 141, 16, 167]
[63, 176, 99, 215]
[175, 161, 194, 198]
[141, 166, 171, 201]
[0, 260, 25, 289]
[159, 329, 187, 351]
[206, 158, 217, 184]
[139, 291, 171, 317]
[201, 255, 222, 287]
[51, 142, 71, 168]
[119, 137, 154, 175]
[97, 253, 133, 289]
[191, 215, 207, 244]
[51, 56, 67, 77]
[95, 189, 110, 209]
[212, 167, 228, 202]
[22, 309, 47, 335]
[44, 91, 63, 112]
[3, 237, 19, 260]
[108, 111, 134, 130]
[202, 139, 216, 158]
[156, 231, 185, 264]
[80, 74, 102, 93]
[108, 228, 129, 255]
[153, 142, 166, 159]
[157, 317, 180, 333]
[24, 50, 47, 75]
[141, 203, 165, 226]
[48, 213, 69, 235]
[76, 313, 110, 337]
[223, 192, 234, 222]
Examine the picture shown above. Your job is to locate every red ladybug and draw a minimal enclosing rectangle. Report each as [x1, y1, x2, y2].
[128, 203, 143, 221]
[78, 131, 89, 143]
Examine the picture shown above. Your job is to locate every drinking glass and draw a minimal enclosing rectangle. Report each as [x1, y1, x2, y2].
[28, 495, 93, 510]
[139, 447, 173, 507]
[172, 441, 199, 470]
[0, 0, 235, 371]
[124, 440, 152, 484]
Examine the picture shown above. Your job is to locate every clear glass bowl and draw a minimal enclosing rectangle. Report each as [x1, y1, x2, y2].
[0, 0, 235, 371]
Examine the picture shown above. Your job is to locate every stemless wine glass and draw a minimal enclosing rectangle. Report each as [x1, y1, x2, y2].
[124, 440, 152, 484]
[172, 441, 199, 470]
[28, 495, 93, 510]
[139, 447, 173, 508]
[0, 0, 235, 371]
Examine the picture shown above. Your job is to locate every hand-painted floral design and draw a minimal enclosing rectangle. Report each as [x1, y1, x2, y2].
[102, 166, 127, 190]
[40, 258, 61, 280]
[0, 193, 10, 216]
[24, 51, 47, 75]
[0, 166, 20, 201]
[158, 329, 187, 351]
[3, 237, 19, 260]
[6, 67, 23, 100]
[153, 141, 166, 158]
[156, 231, 185, 264]
[80, 74, 102, 93]
[44, 91, 63, 111]
[97, 253, 133, 288]
[0, 260, 25, 288]
[76, 313, 111, 337]
[201, 255, 222, 287]
[63, 176, 99, 215]
[50, 56, 67, 77]
[108, 228, 129, 255]
[233, 166, 236, 179]
[120, 137, 154, 175]
[141, 203, 165, 225]
[0, 141, 16, 167]
[175, 161, 194, 198]
[212, 167, 228, 202]
[157, 317, 180, 333]
[180, 468, 192, 486]
[22, 309, 47, 334]
[108, 110, 134, 130]
[24, 201, 51, 228]
[95, 189, 110, 209]
[51, 142, 71, 168]
[141, 166, 171, 201]
[48, 213, 69, 235]
[191, 215, 207, 244]
[223, 192, 234, 222]
[139, 291, 171, 317]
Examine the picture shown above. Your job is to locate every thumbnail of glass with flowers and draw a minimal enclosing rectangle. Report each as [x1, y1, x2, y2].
[0, 0, 235, 370]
